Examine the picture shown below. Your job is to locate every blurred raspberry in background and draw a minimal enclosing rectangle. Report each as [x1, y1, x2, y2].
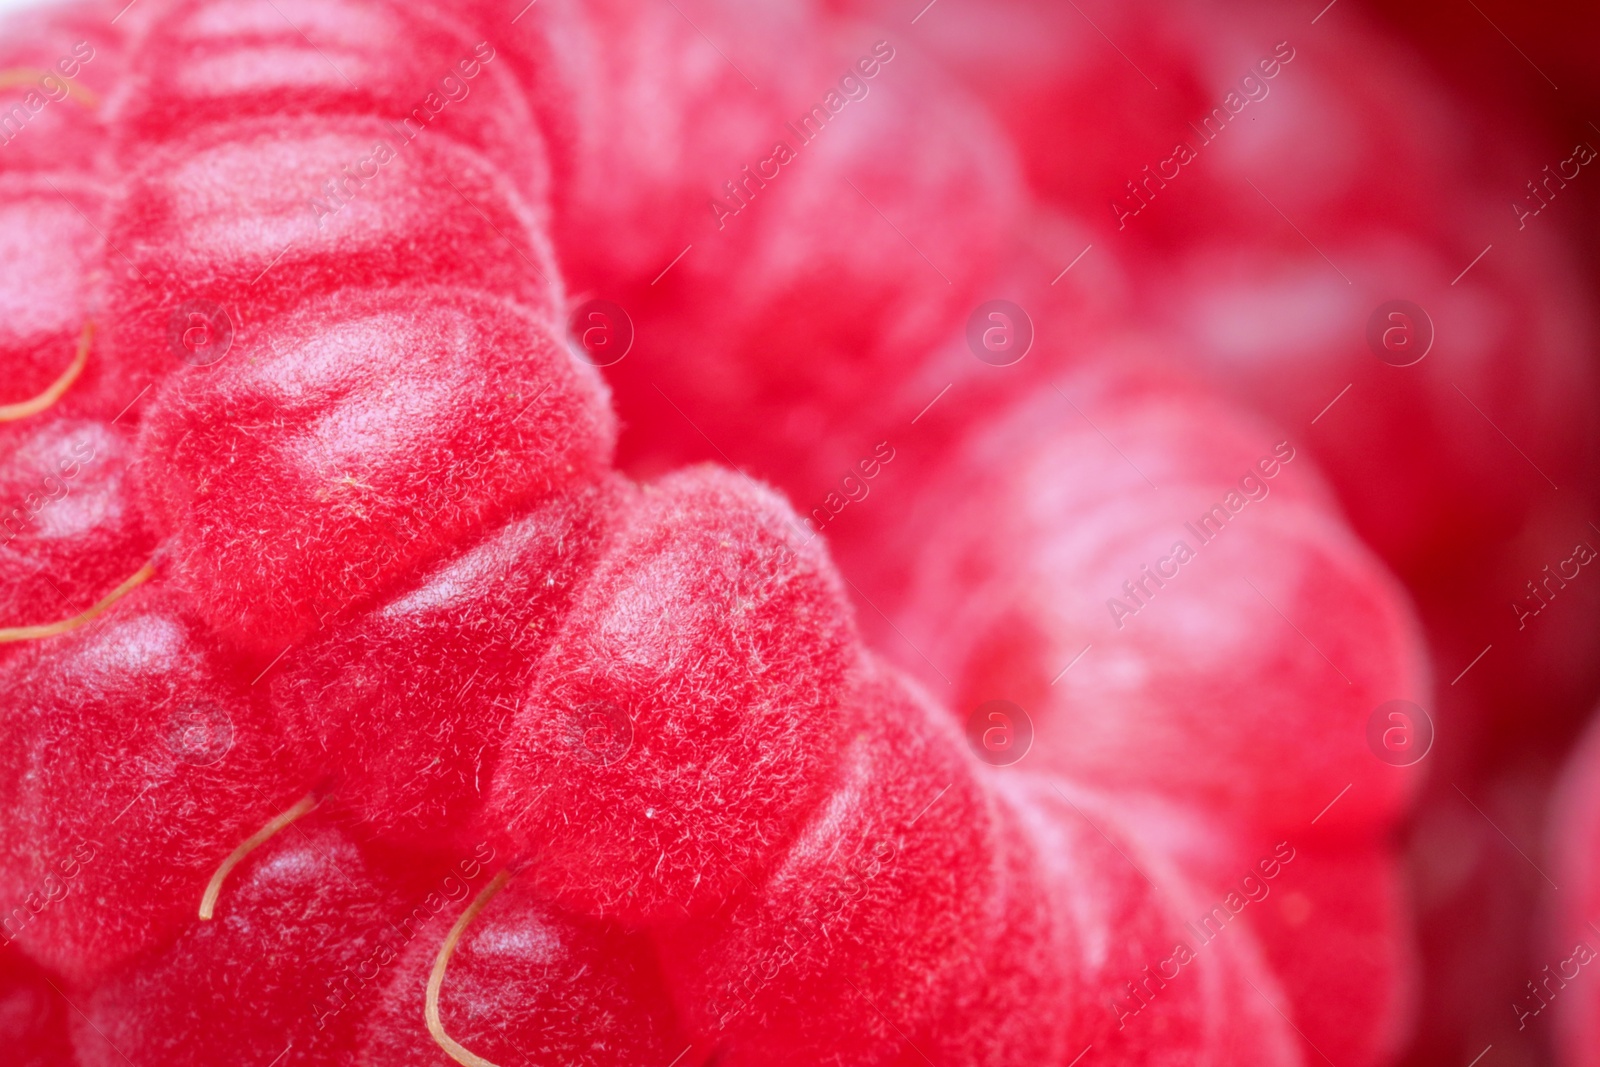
[763, 2, 1600, 1064]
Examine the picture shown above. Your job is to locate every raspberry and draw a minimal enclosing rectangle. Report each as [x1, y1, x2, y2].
[0, 178, 114, 442]
[269, 477, 632, 848]
[0, 0, 1450, 1062]
[826, 361, 1429, 1063]
[1549, 716, 1600, 1064]
[659, 655, 1303, 1063]
[117, 0, 548, 203]
[824, 0, 1597, 665]
[0, 419, 154, 656]
[654, 658, 1002, 1061]
[0, 0, 120, 177]
[106, 118, 561, 414]
[496, 0, 1023, 486]
[75, 816, 409, 1067]
[842, 364, 1426, 834]
[0, 952, 71, 1067]
[0, 586, 308, 987]
[359, 870, 680, 1065]
[133, 285, 614, 651]
[1239, 839, 1416, 1067]
[487, 466, 858, 922]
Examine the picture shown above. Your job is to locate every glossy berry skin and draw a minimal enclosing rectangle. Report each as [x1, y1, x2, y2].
[492, 0, 1022, 489]
[74, 817, 410, 1067]
[270, 477, 632, 849]
[0, 0, 1445, 1062]
[358, 872, 680, 1066]
[134, 285, 615, 652]
[827, 359, 1429, 1067]
[487, 466, 859, 924]
[0, 419, 154, 651]
[0, 585, 309, 988]
[0, 952, 72, 1067]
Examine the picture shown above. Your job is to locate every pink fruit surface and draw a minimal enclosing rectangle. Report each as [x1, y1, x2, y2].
[486, 466, 859, 923]
[493, 0, 1024, 489]
[826, 354, 1429, 1065]
[1548, 714, 1600, 1066]
[0, 585, 309, 987]
[0, 419, 153, 652]
[132, 285, 614, 651]
[73, 817, 407, 1066]
[0, 952, 72, 1067]
[269, 476, 631, 849]
[358, 870, 681, 1066]
[0, 0, 121, 177]
[0, 0, 1509, 1062]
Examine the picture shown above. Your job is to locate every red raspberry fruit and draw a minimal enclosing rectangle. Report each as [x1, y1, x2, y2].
[133, 287, 614, 651]
[359, 870, 680, 1066]
[0, 587, 308, 987]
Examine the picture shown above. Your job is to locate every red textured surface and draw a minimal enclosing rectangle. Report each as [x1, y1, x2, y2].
[74, 818, 407, 1066]
[270, 477, 631, 848]
[0, 0, 1590, 1063]
[359, 872, 680, 1066]
[496, 0, 1023, 487]
[0, 586, 308, 987]
[133, 286, 614, 650]
[0, 419, 153, 645]
[118, 0, 548, 203]
[0, 177, 112, 444]
[824, 358, 1429, 1064]
[487, 466, 859, 924]
[0, 952, 72, 1067]
[0, 2, 121, 176]
[1550, 718, 1600, 1066]
[842, 363, 1428, 839]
